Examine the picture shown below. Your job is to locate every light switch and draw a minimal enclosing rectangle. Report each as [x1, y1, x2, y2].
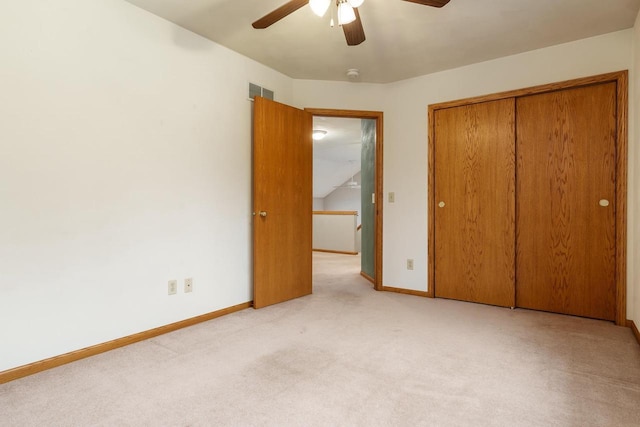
[389, 192, 395, 203]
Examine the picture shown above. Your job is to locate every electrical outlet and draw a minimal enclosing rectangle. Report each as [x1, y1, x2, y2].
[407, 259, 414, 270]
[168, 280, 177, 295]
[184, 277, 193, 293]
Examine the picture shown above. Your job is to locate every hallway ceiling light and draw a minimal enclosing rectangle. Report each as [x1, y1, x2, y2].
[313, 130, 328, 140]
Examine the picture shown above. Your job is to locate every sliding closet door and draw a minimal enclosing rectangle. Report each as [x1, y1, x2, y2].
[434, 99, 516, 307]
[516, 83, 617, 320]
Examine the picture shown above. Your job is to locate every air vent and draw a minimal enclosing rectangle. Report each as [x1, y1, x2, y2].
[262, 88, 274, 100]
[249, 83, 274, 101]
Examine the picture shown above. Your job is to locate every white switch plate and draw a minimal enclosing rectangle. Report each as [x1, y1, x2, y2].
[389, 192, 395, 203]
[168, 280, 177, 295]
[407, 259, 414, 270]
[184, 278, 193, 293]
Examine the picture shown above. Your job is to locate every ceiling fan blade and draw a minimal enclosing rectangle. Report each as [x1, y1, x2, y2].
[252, 0, 308, 29]
[342, 8, 366, 46]
[401, 0, 451, 7]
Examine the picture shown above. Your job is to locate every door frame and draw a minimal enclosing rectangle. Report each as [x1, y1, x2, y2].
[427, 70, 628, 325]
[306, 108, 384, 291]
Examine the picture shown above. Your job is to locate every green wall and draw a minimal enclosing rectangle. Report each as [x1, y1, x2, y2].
[361, 119, 376, 278]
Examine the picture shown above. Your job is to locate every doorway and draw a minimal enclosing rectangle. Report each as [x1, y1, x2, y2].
[307, 108, 384, 291]
[252, 100, 383, 309]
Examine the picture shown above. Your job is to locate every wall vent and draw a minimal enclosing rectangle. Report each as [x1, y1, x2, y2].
[249, 83, 274, 101]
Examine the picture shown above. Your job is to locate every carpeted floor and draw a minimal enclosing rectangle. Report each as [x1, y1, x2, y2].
[1, 252, 639, 426]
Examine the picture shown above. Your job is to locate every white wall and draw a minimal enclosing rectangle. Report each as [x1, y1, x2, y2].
[2, 2, 637, 374]
[312, 213, 357, 253]
[293, 80, 386, 111]
[384, 30, 634, 294]
[0, 0, 293, 371]
[630, 11, 640, 324]
[313, 198, 325, 211]
[293, 30, 636, 298]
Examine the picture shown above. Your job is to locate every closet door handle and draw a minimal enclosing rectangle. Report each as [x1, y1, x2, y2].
[599, 199, 610, 207]
[438, 201, 445, 208]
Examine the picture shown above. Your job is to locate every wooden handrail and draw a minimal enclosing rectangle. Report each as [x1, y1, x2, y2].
[313, 211, 358, 216]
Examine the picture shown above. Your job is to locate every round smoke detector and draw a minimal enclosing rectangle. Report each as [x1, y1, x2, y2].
[346, 68, 360, 80]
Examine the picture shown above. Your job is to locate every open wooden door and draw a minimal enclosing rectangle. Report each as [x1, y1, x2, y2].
[253, 97, 313, 309]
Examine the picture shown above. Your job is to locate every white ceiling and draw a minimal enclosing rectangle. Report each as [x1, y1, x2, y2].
[125, 0, 640, 83]
[313, 116, 362, 198]
[124, 0, 640, 196]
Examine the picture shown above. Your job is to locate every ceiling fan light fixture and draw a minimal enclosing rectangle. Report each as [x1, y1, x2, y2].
[347, 0, 364, 8]
[337, 1, 356, 25]
[309, 0, 331, 17]
[312, 129, 328, 140]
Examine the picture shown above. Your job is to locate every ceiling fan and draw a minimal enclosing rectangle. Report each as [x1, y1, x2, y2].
[335, 174, 361, 190]
[252, 0, 451, 46]
[334, 160, 361, 189]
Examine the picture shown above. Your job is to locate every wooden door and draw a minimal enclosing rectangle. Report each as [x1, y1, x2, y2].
[434, 99, 516, 307]
[253, 97, 313, 309]
[516, 83, 617, 320]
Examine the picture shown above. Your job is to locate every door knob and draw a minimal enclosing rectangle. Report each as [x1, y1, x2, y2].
[259, 211, 268, 217]
[599, 199, 610, 207]
[438, 201, 445, 208]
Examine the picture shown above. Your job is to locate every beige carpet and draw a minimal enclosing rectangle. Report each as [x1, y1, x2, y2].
[1, 252, 639, 426]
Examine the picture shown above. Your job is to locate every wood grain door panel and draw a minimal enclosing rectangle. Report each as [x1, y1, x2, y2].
[515, 83, 617, 320]
[253, 97, 313, 309]
[434, 99, 516, 307]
